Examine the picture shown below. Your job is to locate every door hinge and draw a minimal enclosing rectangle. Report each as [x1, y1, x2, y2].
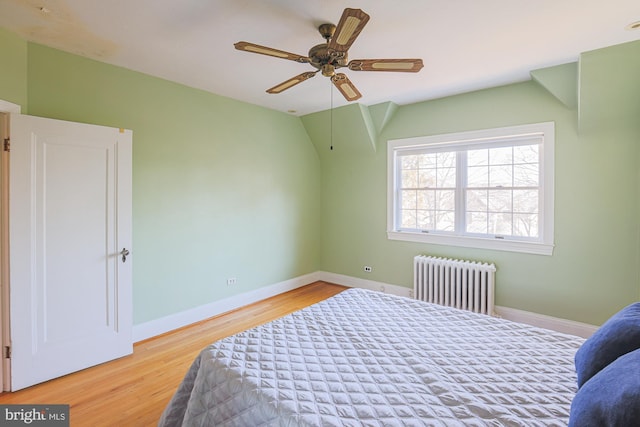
[4, 346, 10, 359]
[3, 138, 9, 152]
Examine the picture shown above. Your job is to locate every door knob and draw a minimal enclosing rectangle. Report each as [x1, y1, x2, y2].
[120, 248, 130, 263]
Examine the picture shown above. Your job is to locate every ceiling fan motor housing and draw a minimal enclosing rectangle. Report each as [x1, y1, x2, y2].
[308, 43, 348, 73]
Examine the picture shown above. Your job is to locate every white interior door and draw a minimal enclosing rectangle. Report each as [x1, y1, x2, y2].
[8, 113, 132, 391]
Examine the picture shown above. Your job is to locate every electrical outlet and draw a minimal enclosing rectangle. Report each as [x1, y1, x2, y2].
[226, 278, 237, 286]
[364, 266, 372, 273]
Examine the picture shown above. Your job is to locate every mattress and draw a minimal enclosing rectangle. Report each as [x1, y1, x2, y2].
[159, 288, 584, 426]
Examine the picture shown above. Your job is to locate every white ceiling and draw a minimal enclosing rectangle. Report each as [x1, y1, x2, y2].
[1, 0, 639, 116]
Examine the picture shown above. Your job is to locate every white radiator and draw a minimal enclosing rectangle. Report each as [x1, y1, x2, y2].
[413, 255, 496, 316]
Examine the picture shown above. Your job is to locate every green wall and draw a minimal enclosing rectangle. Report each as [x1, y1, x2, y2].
[1, 26, 639, 328]
[302, 40, 640, 326]
[0, 27, 27, 108]
[0, 37, 321, 325]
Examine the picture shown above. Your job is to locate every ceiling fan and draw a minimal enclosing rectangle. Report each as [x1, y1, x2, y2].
[234, 8, 424, 102]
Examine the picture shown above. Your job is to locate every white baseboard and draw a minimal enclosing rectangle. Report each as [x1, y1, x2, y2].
[317, 271, 412, 297]
[135, 270, 598, 342]
[318, 271, 597, 338]
[133, 272, 321, 342]
[495, 306, 597, 338]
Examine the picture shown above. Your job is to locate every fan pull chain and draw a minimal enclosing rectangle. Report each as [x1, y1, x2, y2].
[330, 79, 334, 151]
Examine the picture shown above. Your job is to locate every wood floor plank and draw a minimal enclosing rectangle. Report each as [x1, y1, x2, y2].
[0, 281, 346, 426]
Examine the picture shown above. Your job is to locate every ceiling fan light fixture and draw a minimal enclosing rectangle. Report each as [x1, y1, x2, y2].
[321, 64, 336, 77]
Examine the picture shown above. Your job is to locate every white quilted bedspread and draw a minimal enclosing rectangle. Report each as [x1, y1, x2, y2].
[159, 288, 584, 426]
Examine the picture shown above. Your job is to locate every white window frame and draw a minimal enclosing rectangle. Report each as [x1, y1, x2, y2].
[387, 122, 555, 255]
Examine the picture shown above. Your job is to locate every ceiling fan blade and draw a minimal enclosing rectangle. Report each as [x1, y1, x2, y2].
[266, 71, 318, 94]
[348, 59, 424, 72]
[234, 41, 310, 63]
[327, 8, 370, 53]
[331, 73, 362, 101]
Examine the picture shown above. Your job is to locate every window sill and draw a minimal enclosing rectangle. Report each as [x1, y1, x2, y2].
[387, 231, 554, 256]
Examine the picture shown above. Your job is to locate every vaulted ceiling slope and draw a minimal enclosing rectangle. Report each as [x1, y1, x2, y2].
[0, 0, 639, 115]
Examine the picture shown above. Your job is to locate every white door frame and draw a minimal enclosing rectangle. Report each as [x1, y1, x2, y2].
[0, 99, 21, 391]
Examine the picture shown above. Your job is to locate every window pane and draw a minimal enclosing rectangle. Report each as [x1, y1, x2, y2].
[514, 144, 539, 164]
[488, 189, 512, 212]
[436, 190, 456, 211]
[468, 149, 488, 166]
[513, 213, 539, 237]
[401, 170, 419, 188]
[466, 189, 488, 211]
[438, 151, 456, 168]
[401, 209, 417, 229]
[488, 213, 512, 235]
[418, 153, 437, 168]
[490, 146, 513, 165]
[417, 190, 435, 209]
[466, 212, 488, 234]
[401, 155, 418, 169]
[489, 165, 512, 187]
[418, 169, 437, 188]
[438, 167, 456, 187]
[513, 190, 538, 213]
[467, 165, 488, 187]
[417, 210, 434, 229]
[513, 163, 539, 187]
[435, 211, 455, 231]
[401, 190, 417, 209]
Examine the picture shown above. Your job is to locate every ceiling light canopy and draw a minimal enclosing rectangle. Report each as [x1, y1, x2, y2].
[626, 21, 640, 30]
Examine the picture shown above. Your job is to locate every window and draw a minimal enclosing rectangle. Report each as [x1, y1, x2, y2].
[387, 122, 554, 255]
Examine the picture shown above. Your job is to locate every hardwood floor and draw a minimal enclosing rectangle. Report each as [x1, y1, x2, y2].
[0, 281, 346, 426]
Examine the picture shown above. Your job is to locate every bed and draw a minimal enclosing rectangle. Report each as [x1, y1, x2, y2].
[159, 288, 585, 426]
